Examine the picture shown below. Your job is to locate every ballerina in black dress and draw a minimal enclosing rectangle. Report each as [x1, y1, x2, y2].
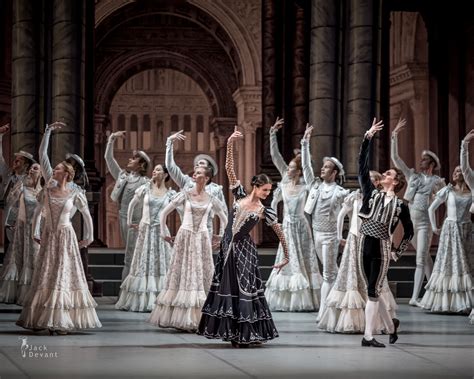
[197, 126, 289, 347]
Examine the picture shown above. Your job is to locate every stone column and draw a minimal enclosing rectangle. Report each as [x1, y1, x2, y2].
[203, 114, 210, 151]
[309, 0, 341, 171]
[291, 1, 309, 148]
[212, 117, 236, 199]
[262, 0, 281, 174]
[343, 0, 382, 185]
[233, 86, 262, 188]
[11, 0, 41, 154]
[125, 114, 131, 149]
[50, 0, 86, 164]
[191, 115, 197, 151]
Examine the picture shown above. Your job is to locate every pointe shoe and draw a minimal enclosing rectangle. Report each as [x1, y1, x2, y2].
[361, 337, 385, 348]
[389, 318, 400, 344]
[56, 330, 68, 335]
[408, 298, 421, 307]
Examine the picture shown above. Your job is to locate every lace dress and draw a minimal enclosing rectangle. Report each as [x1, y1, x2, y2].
[265, 181, 322, 311]
[115, 185, 176, 312]
[148, 191, 226, 331]
[318, 190, 397, 333]
[198, 184, 280, 344]
[16, 187, 101, 331]
[420, 185, 472, 313]
[0, 184, 40, 304]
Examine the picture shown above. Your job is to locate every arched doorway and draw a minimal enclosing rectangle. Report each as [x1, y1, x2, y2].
[93, 0, 263, 245]
[105, 68, 216, 247]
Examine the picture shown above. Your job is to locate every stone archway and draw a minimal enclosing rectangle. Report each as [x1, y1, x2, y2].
[93, 0, 263, 244]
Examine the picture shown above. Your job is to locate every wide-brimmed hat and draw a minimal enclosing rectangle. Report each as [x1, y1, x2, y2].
[323, 156, 345, 182]
[65, 153, 85, 172]
[14, 150, 36, 163]
[194, 154, 218, 177]
[421, 150, 441, 170]
[134, 150, 151, 166]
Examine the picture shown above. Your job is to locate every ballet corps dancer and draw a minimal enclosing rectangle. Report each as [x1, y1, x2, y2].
[391, 118, 445, 306]
[301, 123, 349, 321]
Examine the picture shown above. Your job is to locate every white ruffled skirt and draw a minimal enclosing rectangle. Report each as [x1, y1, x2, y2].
[419, 220, 472, 313]
[318, 232, 398, 333]
[265, 218, 322, 311]
[115, 223, 172, 312]
[16, 224, 101, 331]
[148, 228, 214, 331]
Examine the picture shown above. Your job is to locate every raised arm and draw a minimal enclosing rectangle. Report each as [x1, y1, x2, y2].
[359, 119, 383, 200]
[390, 118, 412, 178]
[39, 121, 66, 182]
[301, 123, 315, 185]
[104, 131, 125, 181]
[269, 117, 288, 176]
[461, 130, 474, 189]
[225, 127, 243, 187]
[165, 130, 191, 189]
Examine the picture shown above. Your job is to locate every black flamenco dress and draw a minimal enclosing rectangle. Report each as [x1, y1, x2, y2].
[197, 184, 279, 344]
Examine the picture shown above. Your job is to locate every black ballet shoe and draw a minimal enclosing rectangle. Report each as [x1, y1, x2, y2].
[361, 337, 385, 348]
[389, 318, 400, 344]
[48, 329, 56, 336]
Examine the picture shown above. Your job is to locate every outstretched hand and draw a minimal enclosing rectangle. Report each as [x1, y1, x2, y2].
[0, 123, 10, 135]
[367, 118, 384, 138]
[392, 118, 406, 136]
[169, 130, 186, 143]
[228, 125, 243, 143]
[463, 129, 474, 143]
[303, 123, 314, 141]
[112, 131, 127, 139]
[48, 120, 66, 131]
[270, 117, 284, 133]
[273, 257, 289, 274]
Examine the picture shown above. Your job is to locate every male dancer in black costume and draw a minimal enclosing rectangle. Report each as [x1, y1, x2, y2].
[358, 119, 414, 348]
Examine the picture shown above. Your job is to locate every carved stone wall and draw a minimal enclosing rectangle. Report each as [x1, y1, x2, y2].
[105, 68, 214, 247]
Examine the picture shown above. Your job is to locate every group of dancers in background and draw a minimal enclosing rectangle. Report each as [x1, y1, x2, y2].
[0, 116, 472, 348]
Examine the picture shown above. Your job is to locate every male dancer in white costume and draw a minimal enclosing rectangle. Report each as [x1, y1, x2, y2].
[105, 131, 150, 280]
[301, 123, 349, 321]
[391, 118, 445, 305]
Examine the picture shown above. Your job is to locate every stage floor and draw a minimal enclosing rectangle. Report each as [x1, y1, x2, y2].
[0, 298, 472, 379]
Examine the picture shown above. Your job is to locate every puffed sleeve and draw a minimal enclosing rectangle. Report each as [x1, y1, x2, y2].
[264, 206, 278, 227]
[170, 191, 186, 207]
[73, 190, 89, 211]
[230, 181, 247, 200]
[270, 183, 283, 211]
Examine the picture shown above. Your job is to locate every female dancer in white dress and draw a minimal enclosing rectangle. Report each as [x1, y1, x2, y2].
[0, 163, 42, 304]
[115, 164, 176, 312]
[419, 172, 472, 312]
[318, 171, 398, 333]
[391, 118, 445, 305]
[264, 117, 321, 311]
[16, 162, 101, 334]
[461, 130, 474, 323]
[148, 166, 227, 331]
